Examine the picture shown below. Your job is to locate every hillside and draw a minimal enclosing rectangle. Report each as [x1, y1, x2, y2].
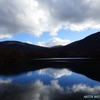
[0, 41, 49, 62]
[59, 31, 100, 57]
[0, 32, 100, 62]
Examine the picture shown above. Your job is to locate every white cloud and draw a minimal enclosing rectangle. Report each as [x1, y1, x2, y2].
[0, 34, 12, 39]
[38, 68, 72, 78]
[0, 0, 47, 37]
[37, 37, 71, 47]
[0, 79, 100, 100]
[26, 41, 32, 44]
[36, 0, 100, 32]
[0, 0, 100, 38]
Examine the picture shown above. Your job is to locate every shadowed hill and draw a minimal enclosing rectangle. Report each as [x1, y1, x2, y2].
[0, 41, 49, 62]
[0, 41, 47, 51]
[51, 31, 100, 57]
[0, 32, 100, 62]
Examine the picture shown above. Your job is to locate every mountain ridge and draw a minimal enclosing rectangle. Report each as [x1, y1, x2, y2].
[56, 31, 100, 57]
[0, 31, 100, 62]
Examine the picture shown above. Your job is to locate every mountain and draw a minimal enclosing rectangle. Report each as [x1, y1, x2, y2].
[51, 31, 100, 58]
[50, 45, 63, 48]
[0, 41, 49, 62]
[0, 32, 100, 62]
[0, 41, 47, 51]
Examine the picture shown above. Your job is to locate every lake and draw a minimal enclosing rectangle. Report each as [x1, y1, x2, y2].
[0, 58, 100, 100]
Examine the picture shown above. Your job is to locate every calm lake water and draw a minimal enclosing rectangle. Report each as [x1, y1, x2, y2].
[0, 58, 100, 100]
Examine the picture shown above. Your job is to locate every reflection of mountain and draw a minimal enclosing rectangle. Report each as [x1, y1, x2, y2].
[38, 68, 72, 78]
[0, 32, 100, 62]
[0, 60, 100, 83]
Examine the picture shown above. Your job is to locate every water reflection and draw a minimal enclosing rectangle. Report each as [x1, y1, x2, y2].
[0, 80, 100, 100]
[0, 68, 100, 100]
[38, 68, 72, 78]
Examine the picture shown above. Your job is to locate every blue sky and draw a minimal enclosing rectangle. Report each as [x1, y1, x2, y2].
[0, 0, 100, 47]
[0, 28, 99, 46]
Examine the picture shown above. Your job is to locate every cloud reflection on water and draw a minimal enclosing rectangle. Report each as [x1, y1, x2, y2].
[27, 71, 33, 76]
[0, 79, 100, 100]
[38, 68, 72, 78]
[0, 79, 11, 84]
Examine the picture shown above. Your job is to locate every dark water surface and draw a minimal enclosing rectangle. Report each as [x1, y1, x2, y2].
[0, 58, 100, 100]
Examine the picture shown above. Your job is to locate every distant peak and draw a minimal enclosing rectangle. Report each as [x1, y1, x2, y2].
[0, 40, 26, 46]
[1, 40, 22, 43]
[50, 45, 63, 48]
